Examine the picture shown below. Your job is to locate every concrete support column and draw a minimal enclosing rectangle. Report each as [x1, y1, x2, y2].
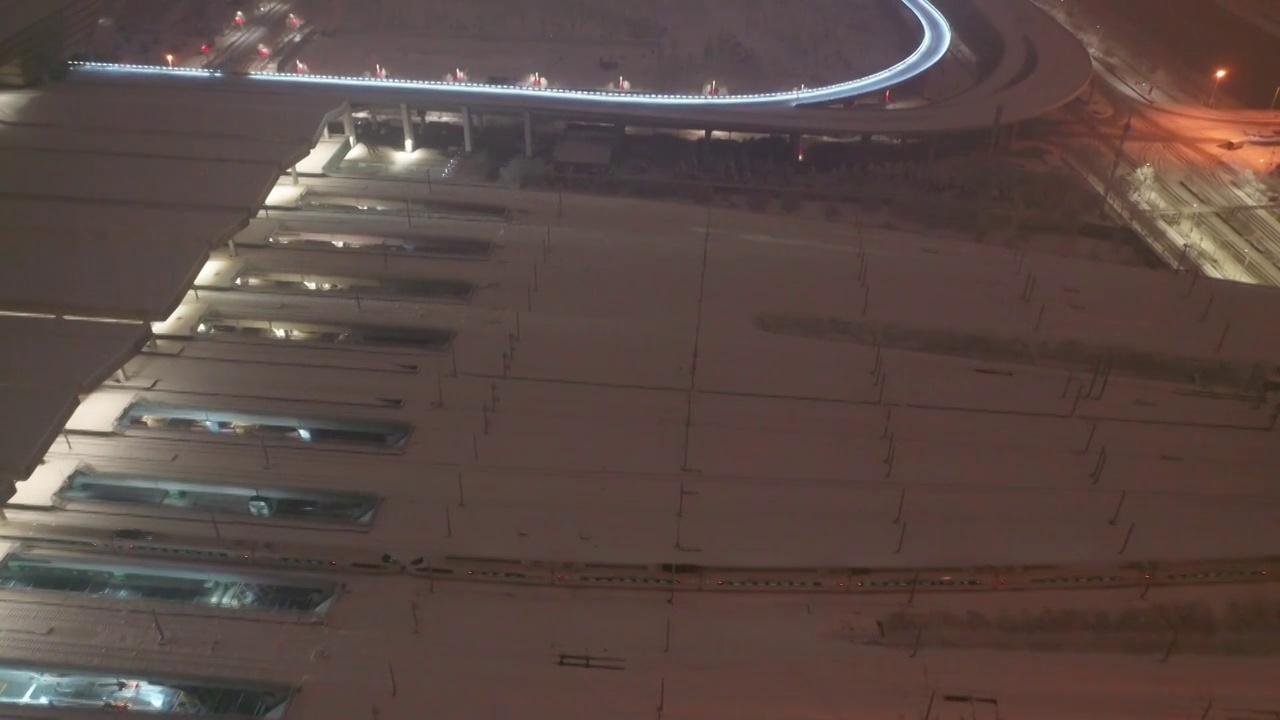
[115, 367, 128, 383]
[343, 110, 356, 148]
[523, 111, 533, 159]
[401, 103, 415, 153]
[461, 105, 474, 154]
[322, 123, 331, 140]
[290, 164, 299, 185]
[988, 103, 1005, 158]
[703, 128, 712, 141]
[228, 237, 237, 257]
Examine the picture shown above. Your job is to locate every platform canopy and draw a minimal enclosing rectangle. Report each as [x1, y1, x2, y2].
[0, 315, 147, 486]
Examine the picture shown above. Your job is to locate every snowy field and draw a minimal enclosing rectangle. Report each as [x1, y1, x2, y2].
[3, 580, 1276, 720]
[15, 123, 1280, 720]
[294, 0, 908, 94]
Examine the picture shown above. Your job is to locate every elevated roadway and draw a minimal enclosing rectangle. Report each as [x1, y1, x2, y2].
[68, 0, 1092, 135]
[1, 0, 1091, 492]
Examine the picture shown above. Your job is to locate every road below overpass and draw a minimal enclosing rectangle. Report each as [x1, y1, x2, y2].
[1031, 0, 1280, 285]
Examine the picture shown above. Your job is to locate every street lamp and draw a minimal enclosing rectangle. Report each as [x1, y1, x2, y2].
[1208, 68, 1227, 108]
[164, 53, 174, 67]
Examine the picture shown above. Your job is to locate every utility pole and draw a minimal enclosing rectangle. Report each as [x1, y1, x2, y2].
[151, 610, 167, 644]
[987, 103, 1005, 158]
[1207, 69, 1227, 108]
[1100, 111, 1133, 217]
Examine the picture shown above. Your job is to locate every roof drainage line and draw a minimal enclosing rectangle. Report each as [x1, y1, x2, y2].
[0, 309, 148, 326]
[2, 140, 290, 169]
[69, 0, 952, 109]
[0, 189, 272, 215]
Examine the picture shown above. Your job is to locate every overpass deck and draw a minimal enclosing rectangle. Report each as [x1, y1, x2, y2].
[69, 0, 1090, 135]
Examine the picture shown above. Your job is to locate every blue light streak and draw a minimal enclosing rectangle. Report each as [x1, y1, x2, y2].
[71, 0, 950, 109]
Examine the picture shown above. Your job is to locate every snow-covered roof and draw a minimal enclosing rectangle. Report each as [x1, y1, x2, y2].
[25, 185, 1280, 570]
[0, 314, 146, 485]
[0, 73, 343, 486]
[0, 199, 245, 319]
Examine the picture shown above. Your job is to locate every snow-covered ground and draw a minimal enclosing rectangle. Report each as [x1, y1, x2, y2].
[293, 0, 906, 94]
[35, 178, 1280, 572]
[10, 88, 1280, 716]
[13, 19, 1280, 717]
[3, 579, 1275, 720]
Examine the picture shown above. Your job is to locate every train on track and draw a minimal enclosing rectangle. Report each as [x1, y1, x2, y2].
[0, 521, 1273, 596]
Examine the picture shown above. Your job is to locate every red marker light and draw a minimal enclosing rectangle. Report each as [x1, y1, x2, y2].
[201, 44, 211, 53]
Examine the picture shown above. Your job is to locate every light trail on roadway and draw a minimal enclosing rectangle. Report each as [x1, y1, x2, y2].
[198, 1, 292, 73]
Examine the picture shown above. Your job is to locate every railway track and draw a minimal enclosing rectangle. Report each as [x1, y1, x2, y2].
[0, 520, 1274, 597]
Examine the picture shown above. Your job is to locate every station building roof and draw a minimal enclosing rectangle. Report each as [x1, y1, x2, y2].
[0, 70, 343, 487]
